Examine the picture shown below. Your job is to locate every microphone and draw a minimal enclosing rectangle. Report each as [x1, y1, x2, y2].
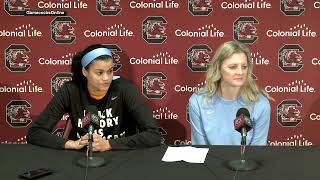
[234, 108, 252, 145]
[225, 108, 259, 171]
[77, 105, 105, 168]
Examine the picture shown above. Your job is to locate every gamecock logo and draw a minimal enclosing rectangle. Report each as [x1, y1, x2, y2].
[142, 16, 167, 44]
[103, 44, 122, 72]
[277, 99, 302, 127]
[233, 16, 259, 44]
[51, 16, 76, 44]
[278, 44, 304, 72]
[187, 44, 212, 72]
[142, 72, 167, 99]
[188, 0, 213, 16]
[5, 44, 31, 72]
[51, 72, 72, 96]
[96, 0, 121, 16]
[4, 0, 30, 16]
[6, 100, 32, 127]
[280, 0, 305, 16]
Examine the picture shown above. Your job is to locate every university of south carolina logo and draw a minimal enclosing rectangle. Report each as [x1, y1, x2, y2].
[187, 44, 212, 72]
[233, 16, 259, 44]
[277, 99, 302, 127]
[142, 72, 167, 99]
[6, 100, 32, 127]
[4, 0, 29, 16]
[278, 44, 304, 72]
[51, 72, 72, 96]
[103, 44, 122, 72]
[142, 16, 167, 44]
[52, 128, 64, 137]
[280, 0, 305, 16]
[186, 103, 190, 123]
[51, 16, 76, 44]
[5, 44, 30, 72]
[188, 0, 213, 16]
[96, 0, 121, 16]
[158, 127, 167, 144]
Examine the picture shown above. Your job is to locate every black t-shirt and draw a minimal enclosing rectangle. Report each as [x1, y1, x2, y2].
[27, 78, 161, 150]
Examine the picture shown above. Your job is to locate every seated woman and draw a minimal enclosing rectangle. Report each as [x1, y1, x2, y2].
[27, 44, 161, 151]
[189, 41, 272, 145]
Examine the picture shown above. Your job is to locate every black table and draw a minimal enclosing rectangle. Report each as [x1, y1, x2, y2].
[1, 144, 319, 180]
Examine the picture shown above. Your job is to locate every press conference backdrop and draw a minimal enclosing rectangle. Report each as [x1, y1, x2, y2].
[0, 0, 319, 146]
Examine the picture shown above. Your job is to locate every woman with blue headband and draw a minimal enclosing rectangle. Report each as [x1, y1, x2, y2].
[27, 44, 161, 151]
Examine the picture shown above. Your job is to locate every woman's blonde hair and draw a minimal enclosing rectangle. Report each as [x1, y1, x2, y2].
[201, 41, 272, 103]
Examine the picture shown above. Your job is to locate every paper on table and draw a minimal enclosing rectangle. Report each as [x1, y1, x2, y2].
[161, 146, 209, 163]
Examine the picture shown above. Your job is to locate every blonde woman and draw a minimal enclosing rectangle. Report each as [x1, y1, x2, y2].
[189, 41, 272, 145]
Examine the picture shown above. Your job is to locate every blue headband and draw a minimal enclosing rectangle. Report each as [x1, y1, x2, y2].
[81, 48, 112, 67]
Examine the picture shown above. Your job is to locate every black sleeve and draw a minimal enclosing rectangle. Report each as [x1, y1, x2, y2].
[26, 83, 71, 149]
[109, 81, 161, 150]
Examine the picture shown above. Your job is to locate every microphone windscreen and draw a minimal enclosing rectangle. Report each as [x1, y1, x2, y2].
[236, 108, 250, 118]
[85, 105, 100, 126]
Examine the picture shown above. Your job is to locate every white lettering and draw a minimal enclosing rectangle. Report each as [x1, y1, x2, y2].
[105, 108, 112, 118]
[310, 113, 320, 120]
[174, 85, 199, 92]
[265, 85, 315, 93]
[221, 1, 271, 9]
[315, 2, 320, 8]
[38, 57, 71, 65]
[129, 1, 179, 8]
[312, 58, 320, 65]
[38, 1, 88, 9]
[77, 119, 82, 128]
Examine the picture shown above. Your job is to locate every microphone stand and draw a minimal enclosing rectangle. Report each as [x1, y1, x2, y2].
[77, 124, 105, 168]
[226, 128, 259, 171]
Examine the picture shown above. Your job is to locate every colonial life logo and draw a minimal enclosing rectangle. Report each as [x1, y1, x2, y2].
[6, 100, 32, 128]
[277, 99, 302, 127]
[97, 0, 122, 16]
[130, 52, 179, 65]
[129, 0, 180, 9]
[0, 80, 43, 93]
[5, 44, 31, 72]
[51, 16, 76, 44]
[38, 52, 74, 66]
[251, 52, 270, 66]
[4, 0, 88, 16]
[220, 0, 272, 9]
[266, 24, 317, 38]
[265, 80, 315, 93]
[51, 72, 72, 96]
[268, 134, 312, 146]
[187, 44, 212, 72]
[233, 16, 259, 44]
[84, 24, 134, 38]
[0, 24, 42, 38]
[278, 44, 304, 72]
[142, 72, 167, 99]
[142, 16, 167, 44]
[280, 0, 305, 16]
[175, 24, 224, 38]
[188, 0, 213, 16]
[153, 107, 178, 120]
[174, 81, 204, 93]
